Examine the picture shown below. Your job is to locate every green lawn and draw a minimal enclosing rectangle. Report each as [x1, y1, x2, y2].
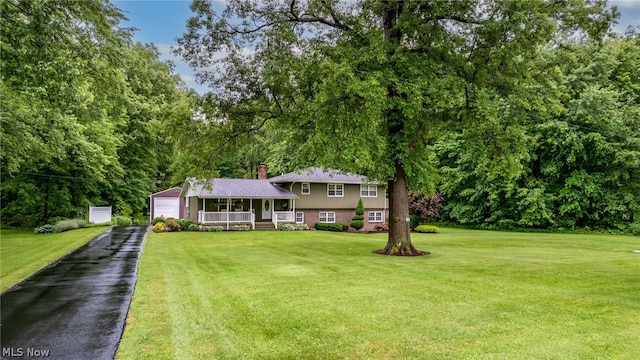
[117, 229, 640, 359]
[0, 227, 108, 291]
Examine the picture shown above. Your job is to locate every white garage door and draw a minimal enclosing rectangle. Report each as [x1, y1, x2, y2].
[154, 198, 180, 219]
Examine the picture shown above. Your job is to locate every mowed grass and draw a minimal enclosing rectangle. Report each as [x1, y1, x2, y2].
[0, 227, 108, 291]
[117, 229, 640, 359]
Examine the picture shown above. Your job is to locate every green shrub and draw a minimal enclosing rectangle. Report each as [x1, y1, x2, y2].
[415, 225, 439, 233]
[278, 223, 310, 231]
[54, 219, 87, 233]
[8, 214, 34, 228]
[132, 215, 149, 225]
[278, 223, 296, 231]
[152, 216, 166, 225]
[628, 221, 640, 236]
[203, 226, 224, 232]
[232, 224, 251, 231]
[350, 220, 365, 231]
[352, 215, 365, 221]
[116, 216, 133, 226]
[355, 198, 365, 216]
[152, 222, 166, 233]
[177, 219, 195, 230]
[409, 214, 421, 231]
[187, 223, 199, 231]
[34, 224, 55, 234]
[315, 222, 348, 232]
[164, 218, 181, 232]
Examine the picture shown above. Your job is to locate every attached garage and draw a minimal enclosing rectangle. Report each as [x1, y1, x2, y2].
[149, 187, 184, 222]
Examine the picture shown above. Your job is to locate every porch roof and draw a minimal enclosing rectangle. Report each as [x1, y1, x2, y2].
[182, 178, 298, 199]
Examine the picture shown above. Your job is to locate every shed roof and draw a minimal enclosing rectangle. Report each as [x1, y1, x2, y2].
[181, 178, 298, 199]
[149, 187, 182, 198]
[268, 167, 373, 184]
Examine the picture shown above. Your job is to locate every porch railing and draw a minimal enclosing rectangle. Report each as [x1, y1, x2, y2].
[198, 211, 255, 229]
[272, 211, 295, 228]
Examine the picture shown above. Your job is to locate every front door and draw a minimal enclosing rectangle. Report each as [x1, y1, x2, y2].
[262, 198, 272, 220]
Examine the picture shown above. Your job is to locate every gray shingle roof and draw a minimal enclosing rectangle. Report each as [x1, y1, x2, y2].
[268, 167, 372, 184]
[186, 178, 297, 199]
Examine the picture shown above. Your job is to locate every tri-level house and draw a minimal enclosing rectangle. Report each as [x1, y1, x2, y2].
[179, 165, 388, 231]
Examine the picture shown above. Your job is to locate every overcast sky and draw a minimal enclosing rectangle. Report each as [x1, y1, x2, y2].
[114, 0, 640, 95]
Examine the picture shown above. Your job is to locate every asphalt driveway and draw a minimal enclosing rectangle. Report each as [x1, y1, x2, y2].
[1, 225, 146, 360]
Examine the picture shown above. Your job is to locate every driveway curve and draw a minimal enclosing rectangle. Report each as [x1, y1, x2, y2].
[1, 225, 146, 360]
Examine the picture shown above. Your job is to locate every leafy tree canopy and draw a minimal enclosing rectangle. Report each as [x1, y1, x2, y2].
[175, 0, 617, 252]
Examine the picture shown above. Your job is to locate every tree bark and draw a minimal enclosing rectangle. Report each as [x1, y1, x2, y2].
[374, 163, 428, 256]
[373, 1, 428, 256]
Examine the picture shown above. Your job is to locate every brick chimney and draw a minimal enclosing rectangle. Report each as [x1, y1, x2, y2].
[258, 163, 268, 180]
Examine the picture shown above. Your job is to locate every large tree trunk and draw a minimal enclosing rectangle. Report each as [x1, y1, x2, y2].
[374, 163, 428, 256]
[374, 1, 427, 256]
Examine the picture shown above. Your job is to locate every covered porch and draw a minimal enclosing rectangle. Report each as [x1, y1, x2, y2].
[194, 198, 296, 229]
[181, 177, 299, 230]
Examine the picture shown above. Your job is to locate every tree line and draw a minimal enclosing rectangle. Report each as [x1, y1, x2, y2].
[1, 0, 192, 227]
[2, 0, 638, 239]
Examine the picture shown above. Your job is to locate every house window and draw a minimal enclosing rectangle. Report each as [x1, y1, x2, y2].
[301, 183, 310, 195]
[360, 185, 377, 197]
[319, 211, 336, 223]
[218, 199, 228, 212]
[296, 212, 304, 224]
[368, 211, 383, 223]
[327, 184, 344, 197]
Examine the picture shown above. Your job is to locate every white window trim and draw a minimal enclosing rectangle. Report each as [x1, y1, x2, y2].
[368, 211, 384, 223]
[295, 211, 304, 224]
[327, 183, 344, 197]
[360, 185, 378, 197]
[319, 211, 336, 223]
[301, 183, 311, 195]
[218, 199, 228, 212]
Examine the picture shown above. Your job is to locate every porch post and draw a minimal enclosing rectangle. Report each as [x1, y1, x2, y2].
[250, 199, 254, 229]
[202, 198, 205, 223]
[227, 197, 231, 230]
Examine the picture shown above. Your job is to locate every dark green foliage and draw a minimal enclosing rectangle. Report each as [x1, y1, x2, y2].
[350, 220, 365, 231]
[415, 225, 439, 234]
[355, 199, 365, 216]
[34, 225, 55, 234]
[0, 0, 190, 225]
[437, 39, 640, 233]
[177, 219, 195, 230]
[352, 215, 365, 221]
[116, 217, 133, 226]
[187, 223, 199, 231]
[152, 217, 166, 225]
[315, 223, 348, 232]
[409, 214, 422, 232]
